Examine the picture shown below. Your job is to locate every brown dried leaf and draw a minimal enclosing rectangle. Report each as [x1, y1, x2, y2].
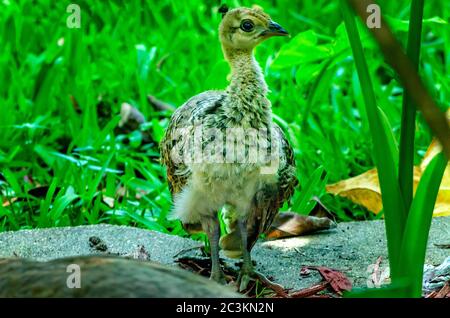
[305, 266, 352, 295]
[370, 256, 383, 287]
[119, 102, 146, 130]
[435, 282, 450, 298]
[426, 281, 450, 298]
[309, 196, 335, 219]
[266, 212, 336, 240]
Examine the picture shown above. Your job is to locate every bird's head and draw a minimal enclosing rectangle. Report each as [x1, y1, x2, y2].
[218, 5, 289, 51]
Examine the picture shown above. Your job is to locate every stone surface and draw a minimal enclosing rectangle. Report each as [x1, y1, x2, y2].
[0, 224, 199, 264]
[255, 217, 449, 289]
[0, 217, 449, 291]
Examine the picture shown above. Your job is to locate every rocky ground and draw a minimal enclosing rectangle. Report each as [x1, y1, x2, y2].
[0, 217, 448, 291]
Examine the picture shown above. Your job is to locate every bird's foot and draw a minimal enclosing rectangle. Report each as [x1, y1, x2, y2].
[210, 270, 227, 285]
[237, 267, 259, 292]
[237, 268, 285, 294]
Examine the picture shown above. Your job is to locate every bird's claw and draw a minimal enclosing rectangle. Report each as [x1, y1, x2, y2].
[237, 269, 285, 294]
[238, 273, 253, 292]
[237, 268, 257, 292]
[210, 271, 227, 285]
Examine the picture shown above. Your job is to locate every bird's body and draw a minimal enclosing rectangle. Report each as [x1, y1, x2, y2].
[161, 6, 297, 288]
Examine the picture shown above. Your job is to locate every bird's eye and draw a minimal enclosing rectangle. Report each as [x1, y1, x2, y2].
[240, 20, 254, 32]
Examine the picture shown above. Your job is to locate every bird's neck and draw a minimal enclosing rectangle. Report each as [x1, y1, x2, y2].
[222, 46, 271, 126]
[225, 47, 268, 97]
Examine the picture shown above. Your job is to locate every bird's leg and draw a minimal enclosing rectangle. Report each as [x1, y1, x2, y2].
[237, 218, 255, 291]
[237, 219, 283, 293]
[202, 217, 226, 284]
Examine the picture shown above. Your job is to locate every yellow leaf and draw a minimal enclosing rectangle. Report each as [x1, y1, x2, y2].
[326, 169, 383, 214]
[327, 108, 450, 217]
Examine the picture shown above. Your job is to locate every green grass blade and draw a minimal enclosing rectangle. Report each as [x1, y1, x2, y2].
[301, 58, 335, 130]
[399, 152, 447, 297]
[399, 0, 425, 213]
[291, 165, 325, 214]
[84, 151, 115, 202]
[340, 0, 406, 280]
[124, 210, 168, 233]
[38, 177, 60, 228]
[50, 186, 79, 223]
[378, 106, 399, 169]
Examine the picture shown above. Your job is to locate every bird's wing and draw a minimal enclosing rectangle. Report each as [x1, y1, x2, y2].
[160, 90, 226, 196]
[247, 123, 298, 248]
[273, 123, 298, 207]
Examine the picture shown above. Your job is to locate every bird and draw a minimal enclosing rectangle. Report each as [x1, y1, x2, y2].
[0, 256, 241, 298]
[160, 5, 298, 291]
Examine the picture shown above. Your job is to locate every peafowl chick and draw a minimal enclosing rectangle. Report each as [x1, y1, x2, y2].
[160, 5, 298, 291]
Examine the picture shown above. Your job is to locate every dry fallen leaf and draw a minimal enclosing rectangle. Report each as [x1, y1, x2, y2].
[326, 109, 450, 217]
[326, 169, 385, 214]
[368, 256, 390, 287]
[426, 281, 450, 298]
[309, 196, 336, 219]
[434, 282, 450, 298]
[119, 102, 146, 130]
[304, 266, 352, 295]
[266, 212, 336, 240]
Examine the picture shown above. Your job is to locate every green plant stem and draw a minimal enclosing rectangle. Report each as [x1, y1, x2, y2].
[399, 152, 447, 297]
[399, 0, 425, 213]
[340, 0, 406, 280]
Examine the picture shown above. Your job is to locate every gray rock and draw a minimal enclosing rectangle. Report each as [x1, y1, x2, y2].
[253, 217, 449, 290]
[0, 224, 199, 264]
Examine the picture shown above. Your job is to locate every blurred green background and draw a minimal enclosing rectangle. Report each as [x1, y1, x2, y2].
[0, 0, 448, 234]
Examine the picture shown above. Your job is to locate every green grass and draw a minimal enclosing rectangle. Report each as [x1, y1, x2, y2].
[0, 0, 448, 237]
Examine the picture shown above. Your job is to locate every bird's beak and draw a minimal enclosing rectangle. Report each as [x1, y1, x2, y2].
[261, 21, 289, 37]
